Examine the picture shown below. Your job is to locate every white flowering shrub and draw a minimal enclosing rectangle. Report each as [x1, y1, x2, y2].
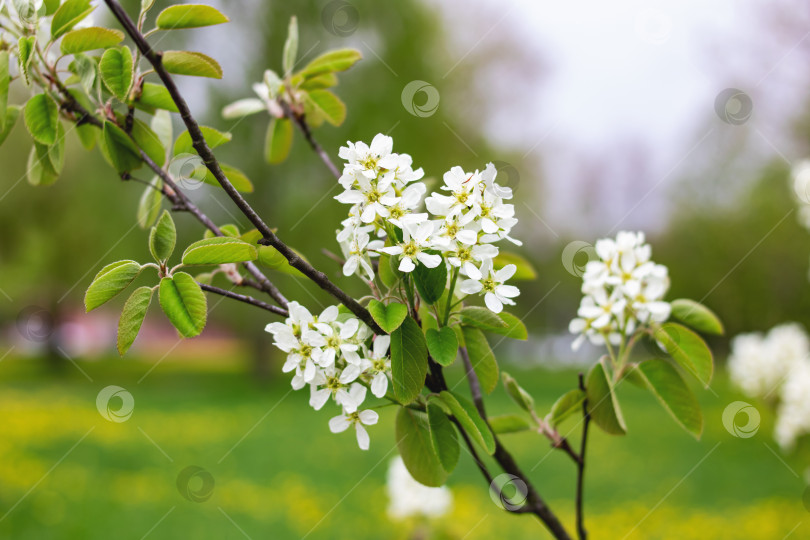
[729, 323, 810, 450]
[4, 3, 723, 538]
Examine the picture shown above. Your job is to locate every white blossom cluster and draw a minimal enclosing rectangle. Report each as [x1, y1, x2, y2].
[728, 323, 810, 450]
[334, 133, 521, 313]
[569, 231, 671, 350]
[265, 302, 390, 450]
[386, 456, 452, 519]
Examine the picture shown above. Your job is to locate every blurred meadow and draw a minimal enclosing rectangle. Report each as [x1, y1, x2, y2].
[3, 0, 810, 538]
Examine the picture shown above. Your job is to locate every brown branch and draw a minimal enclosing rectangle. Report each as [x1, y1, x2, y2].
[199, 283, 288, 317]
[280, 101, 341, 179]
[576, 373, 590, 540]
[102, 0, 382, 334]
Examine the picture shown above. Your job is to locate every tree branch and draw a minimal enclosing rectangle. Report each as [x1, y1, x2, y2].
[576, 373, 590, 540]
[199, 283, 288, 317]
[102, 0, 382, 334]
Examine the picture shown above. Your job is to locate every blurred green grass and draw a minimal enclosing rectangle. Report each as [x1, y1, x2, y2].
[0, 355, 805, 539]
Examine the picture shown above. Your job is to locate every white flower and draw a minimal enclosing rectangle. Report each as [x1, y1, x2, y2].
[222, 70, 283, 119]
[425, 166, 482, 219]
[379, 222, 441, 272]
[367, 335, 392, 397]
[386, 456, 452, 519]
[310, 372, 367, 413]
[329, 408, 379, 450]
[459, 260, 520, 313]
[314, 317, 361, 368]
[340, 231, 375, 281]
[775, 361, 810, 451]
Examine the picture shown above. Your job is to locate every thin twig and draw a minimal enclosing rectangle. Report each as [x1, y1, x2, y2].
[102, 0, 381, 333]
[575, 373, 590, 540]
[199, 283, 288, 317]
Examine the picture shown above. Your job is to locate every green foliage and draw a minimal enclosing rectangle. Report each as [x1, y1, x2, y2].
[367, 299, 408, 333]
[425, 327, 458, 366]
[395, 407, 447, 487]
[136, 177, 163, 229]
[24, 94, 59, 146]
[117, 286, 153, 355]
[84, 260, 142, 312]
[302, 90, 346, 127]
[202, 164, 254, 193]
[670, 299, 724, 336]
[586, 358, 626, 435]
[459, 306, 508, 330]
[100, 121, 142, 173]
[155, 4, 229, 29]
[549, 389, 585, 427]
[502, 372, 535, 413]
[461, 326, 498, 394]
[158, 271, 207, 338]
[162, 51, 222, 79]
[181, 237, 258, 266]
[282, 16, 298, 76]
[653, 322, 714, 387]
[411, 256, 446, 304]
[488, 312, 528, 340]
[17, 36, 35, 85]
[51, 0, 95, 39]
[426, 403, 459, 473]
[634, 359, 703, 439]
[0, 106, 20, 147]
[137, 83, 179, 112]
[99, 47, 133, 101]
[489, 414, 532, 434]
[130, 118, 166, 168]
[60, 27, 125, 55]
[149, 210, 176, 263]
[173, 126, 231, 155]
[264, 118, 293, 164]
[436, 391, 495, 454]
[299, 49, 362, 78]
[390, 316, 428, 404]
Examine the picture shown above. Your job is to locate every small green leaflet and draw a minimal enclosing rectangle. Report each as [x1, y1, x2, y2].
[117, 286, 153, 355]
[84, 260, 142, 312]
[158, 271, 207, 338]
[155, 4, 229, 29]
[367, 299, 408, 333]
[181, 237, 258, 265]
[149, 210, 176, 263]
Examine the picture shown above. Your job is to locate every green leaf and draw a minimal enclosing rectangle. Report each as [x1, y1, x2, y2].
[201, 163, 254, 193]
[137, 82, 179, 112]
[437, 391, 495, 455]
[264, 118, 293, 164]
[27, 141, 61, 187]
[586, 358, 626, 435]
[17, 36, 35, 86]
[158, 271, 207, 338]
[99, 47, 133, 101]
[653, 322, 714, 387]
[151, 109, 173, 149]
[412, 256, 447, 305]
[302, 89, 346, 127]
[635, 359, 703, 438]
[76, 122, 96, 150]
[51, 0, 95, 39]
[378, 253, 400, 289]
[367, 299, 408, 334]
[117, 286, 153, 355]
[155, 4, 229, 29]
[549, 389, 585, 427]
[149, 210, 176, 263]
[84, 260, 142, 312]
[24, 94, 59, 146]
[493, 251, 537, 280]
[130, 118, 166, 168]
[44, 0, 60, 15]
[282, 16, 298, 76]
[395, 407, 447, 487]
[459, 306, 507, 330]
[427, 403, 459, 473]
[60, 27, 125, 55]
[137, 176, 163, 229]
[0, 106, 21, 148]
[0, 51, 9, 123]
[502, 372, 534, 413]
[462, 327, 498, 394]
[162, 50, 222, 79]
[299, 49, 362, 78]
[425, 327, 458, 367]
[70, 53, 97, 94]
[101, 121, 142, 173]
[670, 299, 724, 336]
[173, 126, 231, 155]
[489, 414, 532, 434]
[390, 316, 428, 404]
[300, 72, 338, 91]
[488, 312, 528, 340]
[181, 237, 258, 265]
